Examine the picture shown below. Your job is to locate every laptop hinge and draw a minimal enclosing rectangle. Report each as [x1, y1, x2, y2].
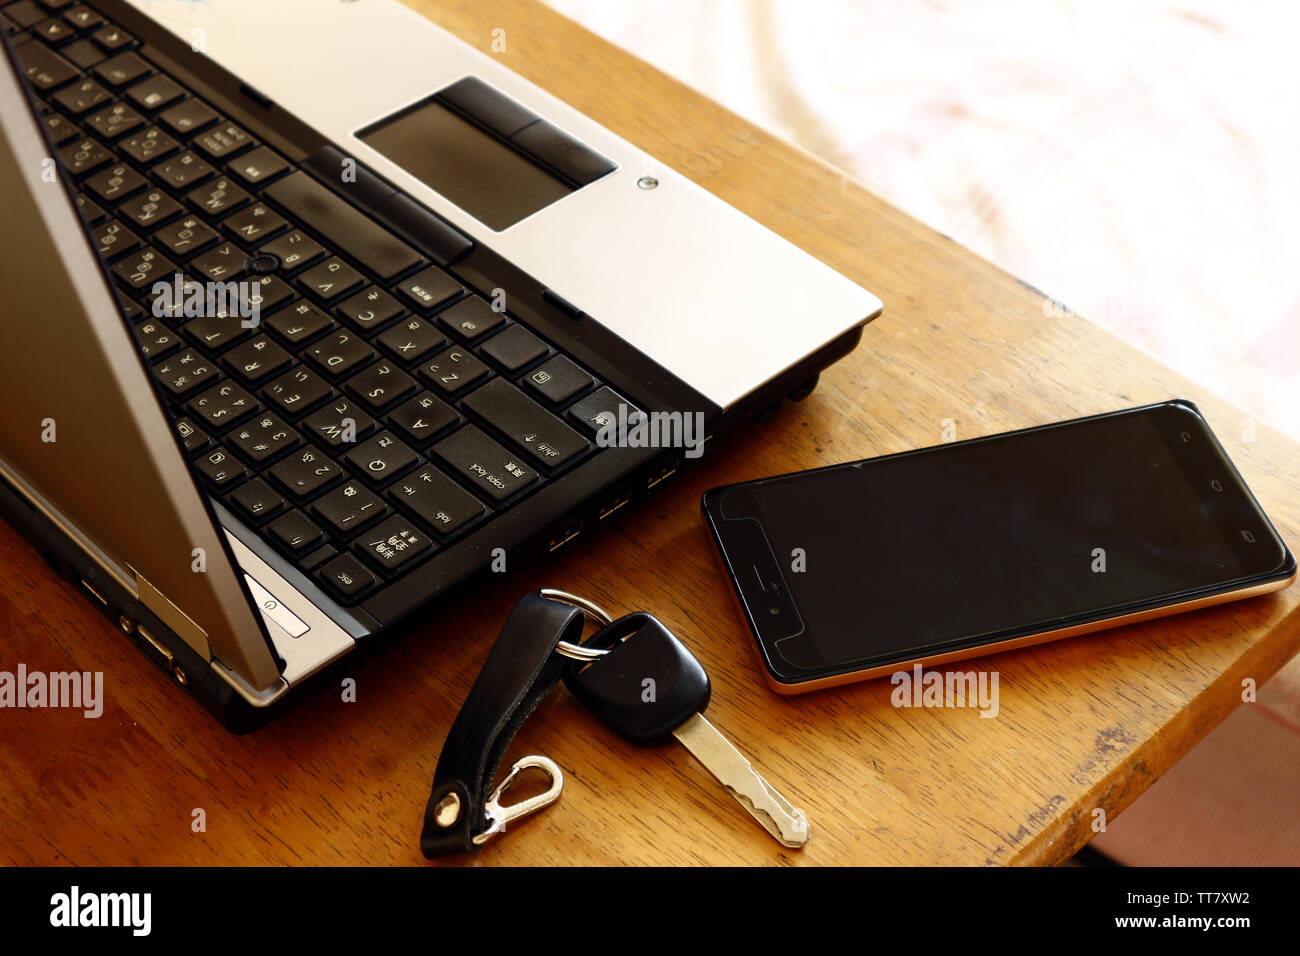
[133, 571, 212, 661]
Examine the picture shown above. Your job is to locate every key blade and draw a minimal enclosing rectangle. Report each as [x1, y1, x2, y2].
[672, 713, 811, 848]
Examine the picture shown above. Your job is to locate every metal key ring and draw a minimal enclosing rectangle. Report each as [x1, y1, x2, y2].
[539, 588, 613, 661]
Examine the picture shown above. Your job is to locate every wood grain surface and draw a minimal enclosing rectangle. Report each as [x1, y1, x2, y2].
[1, 0, 1297, 866]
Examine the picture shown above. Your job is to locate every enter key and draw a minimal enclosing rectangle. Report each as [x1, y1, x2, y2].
[462, 376, 590, 469]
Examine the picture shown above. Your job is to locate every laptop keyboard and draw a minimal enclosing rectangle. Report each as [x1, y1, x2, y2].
[7, 1, 641, 605]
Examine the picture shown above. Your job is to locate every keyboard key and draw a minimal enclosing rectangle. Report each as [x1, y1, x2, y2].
[62, 4, 103, 32]
[84, 161, 145, 203]
[312, 480, 388, 537]
[228, 145, 288, 186]
[74, 192, 104, 223]
[299, 256, 363, 303]
[302, 398, 377, 448]
[268, 509, 325, 554]
[193, 121, 256, 160]
[187, 175, 248, 217]
[351, 516, 431, 575]
[92, 51, 150, 88]
[306, 330, 374, 379]
[14, 37, 76, 89]
[344, 430, 419, 485]
[264, 365, 334, 417]
[227, 411, 299, 463]
[84, 101, 144, 139]
[91, 24, 134, 52]
[118, 188, 182, 230]
[119, 125, 179, 164]
[396, 265, 462, 313]
[90, 217, 138, 258]
[110, 245, 174, 290]
[4, 2, 45, 29]
[417, 345, 490, 397]
[246, 274, 295, 317]
[191, 241, 246, 281]
[437, 296, 507, 344]
[462, 377, 588, 469]
[266, 301, 333, 344]
[57, 135, 111, 174]
[187, 380, 260, 431]
[567, 386, 644, 438]
[44, 111, 79, 145]
[184, 312, 251, 353]
[377, 316, 446, 364]
[387, 391, 460, 447]
[173, 416, 211, 455]
[522, 354, 594, 406]
[53, 78, 110, 115]
[159, 97, 218, 135]
[346, 360, 416, 412]
[269, 444, 341, 499]
[222, 202, 286, 244]
[259, 229, 324, 273]
[480, 323, 550, 372]
[132, 317, 178, 359]
[223, 335, 292, 384]
[228, 477, 287, 525]
[59, 37, 104, 69]
[338, 286, 403, 333]
[125, 74, 183, 112]
[264, 171, 422, 281]
[387, 465, 485, 539]
[152, 150, 214, 189]
[193, 445, 246, 490]
[151, 213, 217, 257]
[32, 16, 73, 43]
[432, 425, 537, 503]
[298, 544, 337, 572]
[316, 553, 375, 600]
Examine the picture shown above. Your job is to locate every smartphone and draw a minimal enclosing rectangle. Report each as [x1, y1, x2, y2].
[702, 400, 1295, 693]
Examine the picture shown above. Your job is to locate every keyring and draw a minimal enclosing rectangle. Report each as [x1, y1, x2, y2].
[539, 588, 613, 660]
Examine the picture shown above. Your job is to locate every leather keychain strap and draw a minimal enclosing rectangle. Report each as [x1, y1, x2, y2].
[421, 593, 587, 858]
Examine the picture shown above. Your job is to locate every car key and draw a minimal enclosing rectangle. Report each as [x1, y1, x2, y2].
[551, 594, 811, 848]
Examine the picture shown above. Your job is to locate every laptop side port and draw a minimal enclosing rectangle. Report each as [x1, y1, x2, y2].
[133, 625, 175, 672]
[597, 491, 632, 524]
[548, 523, 583, 553]
[80, 578, 108, 607]
[646, 461, 679, 492]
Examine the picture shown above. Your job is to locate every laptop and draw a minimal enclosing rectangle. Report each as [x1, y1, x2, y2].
[0, 0, 882, 730]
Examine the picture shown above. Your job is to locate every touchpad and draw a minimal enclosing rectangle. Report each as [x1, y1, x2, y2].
[357, 77, 615, 231]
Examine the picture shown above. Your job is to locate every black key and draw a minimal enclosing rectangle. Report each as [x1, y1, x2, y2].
[92, 50, 149, 88]
[173, 416, 211, 455]
[223, 335, 292, 384]
[4, 1, 44, 28]
[438, 297, 507, 344]
[264, 171, 422, 281]
[222, 202, 286, 244]
[159, 97, 218, 135]
[523, 354, 594, 406]
[14, 37, 76, 89]
[227, 411, 299, 464]
[125, 74, 183, 112]
[315, 553, 375, 600]
[32, 16, 73, 42]
[193, 121, 255, 160]
[74, 191, 104, 224]
[417, 345, 490, 397]
[84, 161, 145, 203]
[351, 516, 431, 575]
[187, 380, 259, 431]
[193, 445, 246, 489]
[302, 398, 376, 448]
[377, 316, 446, 364]
[44, 111, 79, 145]
[110, 245, 174, 290]
[259, 230, 324, 273]
[387, 465, 485, 539]
[141, 275, 205, 323]
[61, 4, 101, 32]
[91, 24, 134, 51]
[119, 125, 179, 164]
[311, 480, 388, 537]
[306, 330, 374, 379]
[151, 213, 217, 258]
[56, 135, 111, 174]
[298, 544, 338, 571]
[567, 387, 645, 439]
[228, 477, 287, 525]
[299, 256, 363, 303]
[264, 365, 334, 417]
[387, 391, 460, 447]
[152, 150, 213, 189]
[117, 188, 182, 230]
[396, 265, 462, 313]
[266, 301, 333, 345]
[246, 274, 295, 318]
[90, 217, 138, 258]
[347, 360, 416, 412]
[84, 101, 144, 139]
[462, 377, 588, 469]
[268, 510, 325, 554]
[338, 286, 403, 333]
[59, 37, 103, 69]
[269, 444, 341, 500]
[185, 175, 248, 218]
[132, 317, 178, 359]
[344, 430, 418, 485]
[191, 241, 246, 281]
[480, 324, 550, 372]
[53, 78, 110, 115]
[228, 145, 288, 186]
[431, 425, 537, 503]
[117, 296, 144, 324]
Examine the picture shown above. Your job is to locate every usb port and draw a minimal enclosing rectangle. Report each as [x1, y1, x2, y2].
[598, 494, 631, 523]
[548, 524, 582, 553]
[647, 463, 678, 491]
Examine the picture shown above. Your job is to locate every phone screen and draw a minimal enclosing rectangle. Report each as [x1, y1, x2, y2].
[707, 402, 1290, 676]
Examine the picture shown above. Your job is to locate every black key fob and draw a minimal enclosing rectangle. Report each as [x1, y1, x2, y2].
[563, 612, 710, 746]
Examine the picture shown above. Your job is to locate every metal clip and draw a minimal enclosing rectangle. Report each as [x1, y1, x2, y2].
[470, 755, 565, 846]
[540, 588, 614, 661]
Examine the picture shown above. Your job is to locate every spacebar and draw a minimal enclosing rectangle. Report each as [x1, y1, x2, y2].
[264, 171, 423, 281]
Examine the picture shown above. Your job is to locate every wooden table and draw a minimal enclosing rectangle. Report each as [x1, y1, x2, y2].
[2, 0, 1298, 867]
